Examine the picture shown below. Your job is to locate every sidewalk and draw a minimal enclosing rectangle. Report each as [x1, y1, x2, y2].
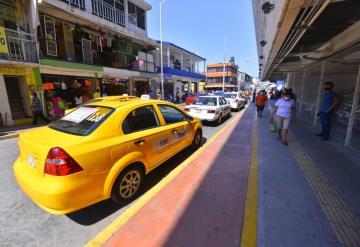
[86, 104, 360, 247]
[0, 125, 44, 141]
[257, 106, 360, 247]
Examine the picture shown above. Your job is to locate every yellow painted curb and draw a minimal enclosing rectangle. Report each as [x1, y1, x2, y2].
[86, 107, 249, 247]
[241, 119, 258, 247]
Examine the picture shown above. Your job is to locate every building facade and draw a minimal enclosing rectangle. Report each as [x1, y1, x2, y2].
[206, 62, 238, 91]
[37, 0, 157, 118]
[238, 72, 253, 91]
[0, 0, 39, 126]
[152, 41, 206, 100]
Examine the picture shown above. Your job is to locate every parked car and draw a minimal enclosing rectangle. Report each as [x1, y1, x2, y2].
[223, 92, 247, 111]
[185, 96, 231, 125]
[13, 96, 202, 214]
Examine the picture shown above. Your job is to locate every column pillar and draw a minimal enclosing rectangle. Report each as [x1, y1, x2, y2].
[345, 64, 360, 145]
[180, 52, 184, 70]
[313, 61, 326, 125]
[166, 46, 170, 67]
[299, 69, 307, 114]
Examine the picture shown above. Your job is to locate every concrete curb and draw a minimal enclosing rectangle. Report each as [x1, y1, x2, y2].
[0, 133, 20, 141]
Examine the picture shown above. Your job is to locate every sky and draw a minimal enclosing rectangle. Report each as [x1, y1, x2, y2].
[146, 0, 259, 77]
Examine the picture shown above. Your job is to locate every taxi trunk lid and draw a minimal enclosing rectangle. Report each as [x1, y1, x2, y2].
[18, 126, 83, 178]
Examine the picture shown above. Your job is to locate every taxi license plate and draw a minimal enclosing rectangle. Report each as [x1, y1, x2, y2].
[27, 155, 35, 168]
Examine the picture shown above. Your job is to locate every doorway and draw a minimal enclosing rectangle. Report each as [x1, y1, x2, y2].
[4, 76, 27, 120]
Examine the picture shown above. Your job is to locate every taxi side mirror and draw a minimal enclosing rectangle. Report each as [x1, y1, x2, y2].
[186, 115, 193, 122]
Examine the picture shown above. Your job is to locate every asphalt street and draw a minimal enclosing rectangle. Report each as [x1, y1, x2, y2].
[0, 111, 241, 247]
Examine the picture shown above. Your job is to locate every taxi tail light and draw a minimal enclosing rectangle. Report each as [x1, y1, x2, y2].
[207, 109, 216, 113]
[185, 108, 190, 112]
[45, 148, 83, 176]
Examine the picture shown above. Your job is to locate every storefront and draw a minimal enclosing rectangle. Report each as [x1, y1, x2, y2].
[101, 77, 129, 96]
[40, 74, 98, 118]
[0, 66, 37, 126]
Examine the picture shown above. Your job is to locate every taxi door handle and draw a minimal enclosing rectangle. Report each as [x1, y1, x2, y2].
[134, 139, 145, 145]
[172, 129, 178, 134]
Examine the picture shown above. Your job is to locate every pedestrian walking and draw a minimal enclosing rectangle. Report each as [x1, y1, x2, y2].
[255, 90, 268, 117]
[32, 92, 49, 125]
[270, 91, 296, 145]
[316, 81, 338, 141]
[252, 90, 256, 102]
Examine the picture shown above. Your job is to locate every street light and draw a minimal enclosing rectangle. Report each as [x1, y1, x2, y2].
[159, 0, 168, 100]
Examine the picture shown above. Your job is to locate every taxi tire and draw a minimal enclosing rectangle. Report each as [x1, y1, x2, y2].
[217, 114, 223, 126]
[191, 129, 202, 150]
[111, 165, 144, 204]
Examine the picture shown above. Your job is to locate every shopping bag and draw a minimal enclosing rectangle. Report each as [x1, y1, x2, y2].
[269, 124, 277, 132]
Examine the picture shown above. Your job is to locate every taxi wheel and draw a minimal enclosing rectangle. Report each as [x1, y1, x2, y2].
[217, 114, 223, 125]
[111, 165, 144, 203]
[191, 129, 202, 150]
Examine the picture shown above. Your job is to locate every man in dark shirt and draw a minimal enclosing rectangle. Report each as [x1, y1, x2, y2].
[316, 81, 338, 141]
[32, 92, 49, 125]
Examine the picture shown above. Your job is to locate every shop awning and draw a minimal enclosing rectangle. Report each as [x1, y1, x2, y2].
[103, 67, 140, 79]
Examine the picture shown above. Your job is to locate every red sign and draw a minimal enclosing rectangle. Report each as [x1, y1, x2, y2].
[43, 82, 54, 90]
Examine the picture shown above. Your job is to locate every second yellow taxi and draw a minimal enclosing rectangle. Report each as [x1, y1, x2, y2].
[13, 96, 202, 214]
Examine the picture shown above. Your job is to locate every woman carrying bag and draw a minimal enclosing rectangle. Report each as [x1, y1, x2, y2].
[270, 91, 296, 145]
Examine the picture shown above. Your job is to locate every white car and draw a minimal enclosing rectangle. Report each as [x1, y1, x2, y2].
[222, 92, 247, 111]
[185, 96, 231, 125]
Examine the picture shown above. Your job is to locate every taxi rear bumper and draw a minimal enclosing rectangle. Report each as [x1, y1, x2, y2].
[13, 158, 106, 214]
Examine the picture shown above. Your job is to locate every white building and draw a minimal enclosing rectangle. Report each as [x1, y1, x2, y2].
[151, 41, 206, 100]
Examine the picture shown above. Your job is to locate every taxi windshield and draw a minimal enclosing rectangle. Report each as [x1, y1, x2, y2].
[50, 106, 114, 136]
[194, 97, 217, 106]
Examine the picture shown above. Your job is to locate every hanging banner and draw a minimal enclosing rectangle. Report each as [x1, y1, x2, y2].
[0, 26, 9, 54]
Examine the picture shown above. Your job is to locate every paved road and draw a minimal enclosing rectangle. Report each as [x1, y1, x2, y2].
[0, 111, 241, 247]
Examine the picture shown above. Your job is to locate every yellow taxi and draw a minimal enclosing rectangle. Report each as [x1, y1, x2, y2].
[13, 96, 202, 214]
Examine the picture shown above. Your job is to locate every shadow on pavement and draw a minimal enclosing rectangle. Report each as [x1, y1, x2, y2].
[66, 137, 208, 226]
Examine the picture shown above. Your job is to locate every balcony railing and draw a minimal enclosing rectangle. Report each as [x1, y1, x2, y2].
[92, 0, 125, 26]
[0, 28, 38, 63]
[39, 39, 145, 71]
[128, 14, 137, 26]
[60, 0, 86, 9]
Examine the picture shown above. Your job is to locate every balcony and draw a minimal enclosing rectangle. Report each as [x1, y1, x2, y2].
[128, 14, 137, 26]
[0, 29, 38, 63]
[38, 38, 154, 72]
[60, 0, 86, 9]
[92, 0, 125, 26]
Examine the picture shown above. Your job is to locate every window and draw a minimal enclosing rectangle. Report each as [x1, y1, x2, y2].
[122, 106, 159, 134]
[50, 106, 113, 136]
[195, 97, 218, 106]
[158, 105, 186, 124]
[115, 0, 124, 11]
[128, 2, 146, 30]
[220, 98, 227, 105]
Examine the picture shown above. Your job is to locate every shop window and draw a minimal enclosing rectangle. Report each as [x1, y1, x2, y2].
[122, 106, 159, 134]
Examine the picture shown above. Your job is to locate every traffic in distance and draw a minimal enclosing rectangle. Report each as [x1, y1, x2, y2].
[13, 91, 248, 214]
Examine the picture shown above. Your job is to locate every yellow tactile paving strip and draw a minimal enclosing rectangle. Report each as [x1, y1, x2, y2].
[240, 121, 258, 247]
[289, 134, 360, 247]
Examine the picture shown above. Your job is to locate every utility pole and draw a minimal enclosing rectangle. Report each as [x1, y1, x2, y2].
[159, 0, 166, 100]
[222, 36, 227, 92]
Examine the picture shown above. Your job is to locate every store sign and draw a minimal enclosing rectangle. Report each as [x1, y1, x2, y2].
[0, 26, 8, 54]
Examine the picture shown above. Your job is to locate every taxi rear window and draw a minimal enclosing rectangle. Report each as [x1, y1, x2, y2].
[49, 106, 113, 136]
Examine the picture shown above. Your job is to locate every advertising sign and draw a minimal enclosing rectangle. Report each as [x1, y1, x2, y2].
[0, 26, 8, 54]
